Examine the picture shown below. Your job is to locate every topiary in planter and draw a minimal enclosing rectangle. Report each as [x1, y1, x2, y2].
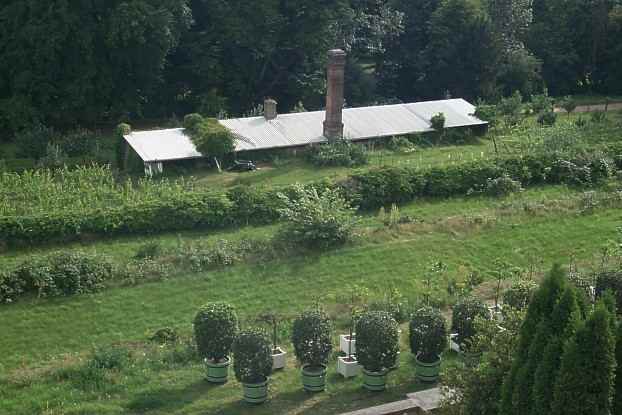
[356, 311, 399, 391]
[232, 329, 273, 404]
[193, 302, 238, 383]
[451, 296, 489, 351]
[291, 308, 332, 392]
[410, 307, 447, 382]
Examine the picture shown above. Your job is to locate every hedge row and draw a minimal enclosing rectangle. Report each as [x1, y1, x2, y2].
[1, 149, 619, 246]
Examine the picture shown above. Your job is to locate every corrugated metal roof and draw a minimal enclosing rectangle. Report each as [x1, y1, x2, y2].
[125, 98, 486, 162]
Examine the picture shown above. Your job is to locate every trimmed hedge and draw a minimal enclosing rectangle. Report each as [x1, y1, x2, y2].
[0, 150, 617, 246]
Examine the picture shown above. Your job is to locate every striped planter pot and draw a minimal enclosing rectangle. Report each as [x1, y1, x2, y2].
[415, 355, 441, 383]
[301, 365, 327, 392]
[205, 357, 230, 384]
[362, 368, 387, 391]
[242, 378, 269, 404]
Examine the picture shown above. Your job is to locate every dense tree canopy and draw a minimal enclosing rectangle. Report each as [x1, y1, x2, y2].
[0, 0, 621, 139]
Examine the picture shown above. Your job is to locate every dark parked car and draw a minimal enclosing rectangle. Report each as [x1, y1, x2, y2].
[229, 160, 257, 172]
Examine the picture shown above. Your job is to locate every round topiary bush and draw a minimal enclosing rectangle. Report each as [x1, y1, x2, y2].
[291, 309, 332, 369]
[451, 296, 489, 349]
[355, 311, 400, 372]
[232, 329, 273, 384]
[409, 306, 448, 363]
[193, 302, 238, 362]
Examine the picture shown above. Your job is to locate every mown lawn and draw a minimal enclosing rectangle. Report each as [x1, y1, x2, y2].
[1, 183, 621, 414]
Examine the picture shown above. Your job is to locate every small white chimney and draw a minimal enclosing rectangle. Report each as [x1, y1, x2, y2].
[264, 98, 277, 120]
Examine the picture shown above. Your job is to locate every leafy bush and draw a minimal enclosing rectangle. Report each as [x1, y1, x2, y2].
[451, 296, 489, 348]
[306, 141, 368, 167]
[485, 174, 523, 197]
[536, 110, 557, 126]
[185, 114, 235, 166]
[38, 143, 68, 169]
[368, 297, 410, 324]
[89, 346, 132, 370]
[595, 271, 622, 313]
[54, 129, 99, 158]
[2, 252, 113, 301]
[150, 327, 179, 344]
[277, 185, 356, 249]
[591, 110, 607, 123]
[15, 123, 57, 159]
[386, 136, 416, 153]
[291, 309, 332, 368]
[355, 311, 400, 372]
[558, 96, 577, 115]
[134, 241, 163, 259]
[409, 306, 448, 363]
[193, 302, 238, 362]
[232, 329, 273, 383]
[530, 92, 554, 113]
[503, 279, 538, 310]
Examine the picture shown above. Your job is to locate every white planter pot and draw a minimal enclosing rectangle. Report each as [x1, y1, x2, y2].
[337, 356, 361, 378]
[340, 334, 356, 355]
[450, 333, 461, 353]
[271, 347, 287, 370]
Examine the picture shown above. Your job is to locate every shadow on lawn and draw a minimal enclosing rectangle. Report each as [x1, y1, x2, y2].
[126, 379, 218, 413]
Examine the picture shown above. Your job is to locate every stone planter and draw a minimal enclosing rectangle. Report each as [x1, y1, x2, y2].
[362, 368, 388, 391]
[337, 355, 361, 378]
[301, 364, 327, 392]
[340, 334, 356, 355]
[415, 354, 442, 383]
[271, 347, 287, 371]
[242, 377, 269, 404]
[205, 357, 230, 384]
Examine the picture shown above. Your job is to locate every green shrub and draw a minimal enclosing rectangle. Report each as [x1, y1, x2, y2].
[232, 329, 273, 383]
[451, 296, 489, 348]
[38, 143, 68, 169]
[530, 93, 554, 113]
[291, 309, 332, 368]
[484, 174, 523, 197]
[503, 279, 538, 310]
[89, 346, 132, 370]
[183, 113, 204, 134]
[54, 129, 99, 157]
[591, 110, 607, 123]
[6, 252, 113, 299]
[227, 185, 281, 225]
[409, 306, 448, 363]
[277, 185, 356, 249]
[186, 117, 235, 164]
[134, 241, 163, 259]
[386, 136, 416, 153]
[536, 110, 557, 126]
[558, 96, 577, 115]
[368, 297, 410, 324]
[305, 141, 368, 167]
[595, 271, 622, 313]
[150, 327, 179, 344]
[0, 270, 26, 303]
[193, 302, 238, 362]
[15, 123, 56, 159]
[355, 311, 400, 372]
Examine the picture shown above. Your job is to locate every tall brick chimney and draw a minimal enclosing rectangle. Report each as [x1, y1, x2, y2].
[323, 49, 346, 140]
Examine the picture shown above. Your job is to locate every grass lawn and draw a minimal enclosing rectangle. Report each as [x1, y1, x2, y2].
[1, 183, 621, 414]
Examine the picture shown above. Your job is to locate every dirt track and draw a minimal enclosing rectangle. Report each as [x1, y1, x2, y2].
[554, 102, 622, 113]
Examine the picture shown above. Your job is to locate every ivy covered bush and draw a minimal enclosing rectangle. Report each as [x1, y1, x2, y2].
[305, 141, 368, 167]
[232, 329, 273, 384]
[355, 311, 400, 372]
[0, 252, 113, 302]
[291, 309, 332, 369]
[451, 296, 489, 348]
[484, 174, 523, 197]
[503, 279, 538, 310]
[409, 306, 448, 363]
[193, 302, 239, 362]
[277, 184, 357, 249]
